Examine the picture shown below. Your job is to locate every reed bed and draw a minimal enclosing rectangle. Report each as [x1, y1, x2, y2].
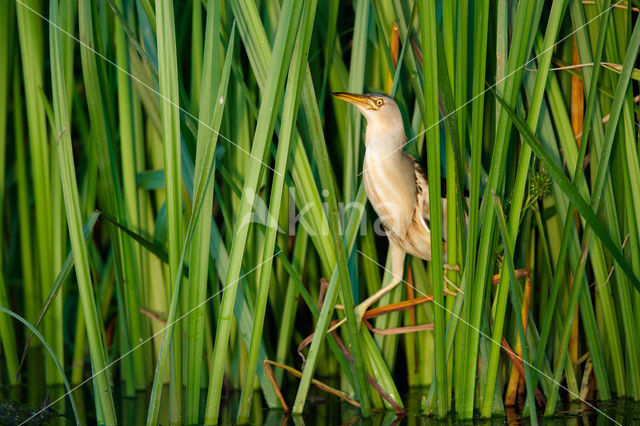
[2, 0, 640, 424]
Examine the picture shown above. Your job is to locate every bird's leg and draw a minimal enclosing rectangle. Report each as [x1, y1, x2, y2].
[443, 263, 463, 294]
[354, 244, 406, 327]
[443, 277, 462, 295]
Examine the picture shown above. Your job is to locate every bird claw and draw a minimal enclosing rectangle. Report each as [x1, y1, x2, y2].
[354, 304, 368, 329]
[326, 303, 368, 335]
[444, 276, 463, 295]
[444, 264, 463, 295]
[444, 263, 461, 272]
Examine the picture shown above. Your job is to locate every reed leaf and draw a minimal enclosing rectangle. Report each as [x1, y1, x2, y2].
[204, 1, 303, 422]
[492, 59, 640, 293]
[419, 0, 447, 416]
[5, 1, 640, 423]
[237, 0, 317, 420]
[481, 0, 567, 416]
[493, 194, 538, 425]
[0, 0, 18, 384]
[460, 1, 543, 416]
[49, 0, 116, 421]
[184, 1, 223, 422]
[16, 0, 61, 385]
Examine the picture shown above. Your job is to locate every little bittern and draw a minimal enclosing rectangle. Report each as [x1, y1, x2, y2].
[332, 92, 453, 326]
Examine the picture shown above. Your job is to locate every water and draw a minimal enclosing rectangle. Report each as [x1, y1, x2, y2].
[3, 381, 640, 425]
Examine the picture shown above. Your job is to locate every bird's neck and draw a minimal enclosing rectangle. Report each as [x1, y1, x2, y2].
[362, 117, 410, 188]
[363, 146, 406, 181]
[364, 146, 403, 163]
[364, 121, 406, 154]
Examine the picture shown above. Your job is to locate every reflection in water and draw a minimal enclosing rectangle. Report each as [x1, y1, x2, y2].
[2, 380, 640, 424]
[178, 388, 638, 425]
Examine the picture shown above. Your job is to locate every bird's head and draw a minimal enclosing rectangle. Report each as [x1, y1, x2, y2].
[331, 92, 400, 120]
[331, 92, 405, 149]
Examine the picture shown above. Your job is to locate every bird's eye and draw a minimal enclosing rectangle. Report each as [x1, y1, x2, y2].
[375, 99, 384, 106]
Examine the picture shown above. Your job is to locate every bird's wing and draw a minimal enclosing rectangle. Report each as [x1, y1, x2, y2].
[407, 154, 448, 242]
[411, 157, 431, 230]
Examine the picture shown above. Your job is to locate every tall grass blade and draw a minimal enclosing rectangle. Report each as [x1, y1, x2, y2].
[13, 64, 39, 335]
[49, 0, 116, 421]
[492, 68, 640, 293]
[460, 1, 543, 415]
[294, 69, 375, 419]
[77, 0, 148, 395]
[155, 0, 184, 419]
[342, 0, 369, 202]
[203, 1, 303, 422]
[114, 0, 152, 389]
[185, 4, 233, 420]
[458, 0, 490, 410]
[0, 0, 19, 384]
[493, 195, 538, 425]
[419, 0, 447, 416]
[293, 184, 382, 414]
[481, 1, 567, 416]
[236, 0, 317, 421]
[527, 0, 615, 403]
[146, 112, 222, 426]
[5, 0, 640, 422]
[16, 0, 61, 385]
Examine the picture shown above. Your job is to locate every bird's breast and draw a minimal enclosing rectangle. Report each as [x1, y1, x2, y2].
[363, 151, 417, 236]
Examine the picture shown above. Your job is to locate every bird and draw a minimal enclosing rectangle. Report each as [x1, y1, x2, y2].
[331, 92, 457, 328]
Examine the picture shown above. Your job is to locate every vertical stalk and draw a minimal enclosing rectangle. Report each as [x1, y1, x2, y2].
[459, 0, 490, 410]
[342, 0, 369, 202]
[237, 3, 317, 420]
[481, 0, 566, 417]
[459, 0, 542, 416]
[156, 0, 183, 419]
[0, 0, 19, 383]
[185, 1, 230, 421]
[13, 67, 38, 326]
[16, 0, 61, 384]
[49, 0, 116, 422]
[114, 0, 148, 390]
[493, 196, 538, 425]
[78, 0, 144, 396]
[544, 13, 640, 413]
[274, 228, 308, 384]
[420, 0, 446, 416]
[528, 0, 614, 400]
[190, 0, 203, 113]
[452, 0, 469, 406]
[204, 1, 303, 422]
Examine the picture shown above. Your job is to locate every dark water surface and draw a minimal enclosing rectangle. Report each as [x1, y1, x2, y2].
[3, 381, 640, 425]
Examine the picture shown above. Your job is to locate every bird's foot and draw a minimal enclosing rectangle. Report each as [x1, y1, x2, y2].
[444, 263, 461, 272]
[326, 303, 369, 334]
[443, 263, 463, 295]
[334, 302, 368, 326]
[354, 303, 369, 329]
[444, 275, 464, 295]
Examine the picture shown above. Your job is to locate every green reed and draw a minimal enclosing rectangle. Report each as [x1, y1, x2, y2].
[2, 1, 640, 424]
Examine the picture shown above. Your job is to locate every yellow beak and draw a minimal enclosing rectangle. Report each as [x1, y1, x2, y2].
[331, 92, 375, 109]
